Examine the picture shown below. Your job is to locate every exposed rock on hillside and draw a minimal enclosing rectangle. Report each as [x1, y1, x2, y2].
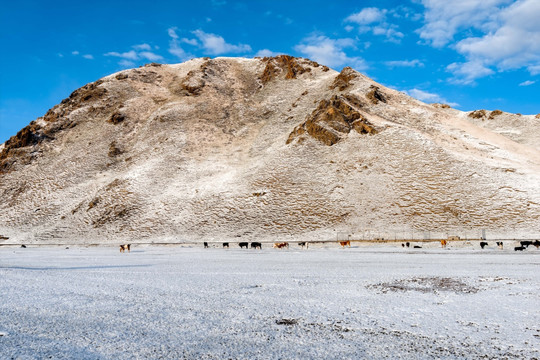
[287, 95, 377, 145]
[1, 56, 539, 244]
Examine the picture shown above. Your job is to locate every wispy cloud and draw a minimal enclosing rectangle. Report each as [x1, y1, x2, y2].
[405, 88, 459, 107]
[105, 44, 163, 67]
[295, 35, 367, 70]
[105, 50, 139, 60]
[168, 27, 192, 60]
[345, 7, 404, 43]
[385, 59, 424, 68]
[519, 80, 536, 86]
[133, 43, 152, 51]
[71, 50, 94, 60]
[192, 30, 251, 55]
[255, 49, 284, 57]
[446, 60, 494, 84]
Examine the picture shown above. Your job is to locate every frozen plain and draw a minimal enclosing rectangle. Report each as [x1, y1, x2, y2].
[1, 244, 539, 359]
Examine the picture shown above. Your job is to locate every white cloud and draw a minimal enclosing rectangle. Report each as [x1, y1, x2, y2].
[192, 30, 251, 55]
[139, 51, 164, 61]
[72, 51, 79, 55]
[454, 0, 540, 71]
[118, 60, 136, 68]
[417, 0, 509, 47]
[419, 0, 540, 82]
[345, 7, 404, 42]
[519, 80, 535, 86]
[405, 88, 459, 107]
[105, 50, 139, 60]
[255, 49, 283, 57]
[181, 38, 198, 46]
[294, 35, 367, 70]
[82, 54, 94, 60]
[446, 61, 494, 84]
[528, 64, 540, 75]
[385, 59, 424, 68]
[133, 43, 152, 51]
[346, 8, 387, 25]
[168, 28, 192, 61]
[168, 27, 179, 40]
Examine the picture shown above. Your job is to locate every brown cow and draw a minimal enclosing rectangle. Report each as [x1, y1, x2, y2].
[339, 240, 351, 248]
[120, 244, 131, 253]
[273, 242, 289, 249]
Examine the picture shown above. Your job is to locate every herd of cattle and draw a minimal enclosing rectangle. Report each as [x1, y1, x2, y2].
[117, 240, 540, 252]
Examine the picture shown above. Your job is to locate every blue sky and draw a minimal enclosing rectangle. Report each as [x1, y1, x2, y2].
[1, 0, 539, 143]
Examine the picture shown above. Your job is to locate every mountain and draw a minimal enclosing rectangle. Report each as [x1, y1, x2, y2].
[1, 56, 539, 244]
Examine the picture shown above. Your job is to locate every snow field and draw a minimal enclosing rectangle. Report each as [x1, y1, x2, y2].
[1, 245, 539, 359]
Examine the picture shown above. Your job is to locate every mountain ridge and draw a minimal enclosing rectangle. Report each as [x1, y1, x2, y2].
[1, 56, 539, 243]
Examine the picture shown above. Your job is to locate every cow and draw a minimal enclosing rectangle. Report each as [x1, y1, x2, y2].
[440, 239, 447, 248]
[126, 244, 131, 252]
[20, 244, 26, 248]
[533, 240, 540, 248]
[480, 241, 488, 249]
[496, 241, 503, 249]
[251, 242, 262, 249]
[204, 242, 209, 248]
[520, 241, 533, 248]
[298, 241, 308, 249]
[223, 242, 229, 248]
[273, 242, 289, 249]
[406, 242, 410, 248]
[514, 246, 525, 251]
[239, 242, 249, 249]
[339, 240, 351, 248]
[120, 244, 125, 253]
[413, 245, 422, 249]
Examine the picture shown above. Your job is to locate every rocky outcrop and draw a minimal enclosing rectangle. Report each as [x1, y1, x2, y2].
[260, 55, 328, 84]
[330, 67, 358, 91]
[366, 85, 387, 104]
[287, 95, 378, 146]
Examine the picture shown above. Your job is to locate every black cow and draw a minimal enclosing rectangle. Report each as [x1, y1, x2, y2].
[533, 240, 540, 248]
[251, 242, 262, 249]
[223, 242, 229, 248]
[480, 241, 488, 249]
[298, 242, 307, 249]
[520, 241, 533, 248]
[239, 242, 249, 249]
[204, 242, 209, 248]
[514, 246, 525, 251]
[406, 242, 410, 248]
[496, 241, 503, 249]
[413, 245, 422, 249]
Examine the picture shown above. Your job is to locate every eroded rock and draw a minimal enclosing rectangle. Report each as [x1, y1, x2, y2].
[287, 95, 378, 146]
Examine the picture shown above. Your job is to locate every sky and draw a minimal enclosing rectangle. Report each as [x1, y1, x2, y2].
[1, 0, 539, 144]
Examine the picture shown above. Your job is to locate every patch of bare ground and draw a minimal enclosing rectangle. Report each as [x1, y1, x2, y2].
[367, 276, 480, 294]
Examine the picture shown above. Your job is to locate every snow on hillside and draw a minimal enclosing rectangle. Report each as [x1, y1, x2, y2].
[1, 56, 540, 243]
[1, 245, 539, 359]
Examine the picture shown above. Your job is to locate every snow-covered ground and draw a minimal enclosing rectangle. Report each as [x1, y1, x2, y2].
[1, 245, 539, 359]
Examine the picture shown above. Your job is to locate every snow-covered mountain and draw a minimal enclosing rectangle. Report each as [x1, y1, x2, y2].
[1, 56, 539, 243]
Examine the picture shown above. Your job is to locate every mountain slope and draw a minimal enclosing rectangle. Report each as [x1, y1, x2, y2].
[1, 56, 539, 243]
